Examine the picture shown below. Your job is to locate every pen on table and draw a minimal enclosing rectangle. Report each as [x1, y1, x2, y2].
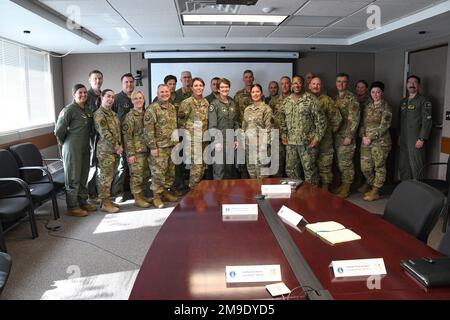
[423, 257, 435, 263]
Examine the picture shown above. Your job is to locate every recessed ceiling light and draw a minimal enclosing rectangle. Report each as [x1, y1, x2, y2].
[182, 14, 287, 26]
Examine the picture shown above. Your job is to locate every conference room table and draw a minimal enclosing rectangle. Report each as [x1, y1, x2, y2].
[129, 179, 450, 300]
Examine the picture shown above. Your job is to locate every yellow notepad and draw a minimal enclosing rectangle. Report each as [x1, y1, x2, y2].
[306, 221, 361, 245]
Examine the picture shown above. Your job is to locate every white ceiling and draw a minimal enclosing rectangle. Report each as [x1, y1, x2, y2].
[0, 0, 449, 54]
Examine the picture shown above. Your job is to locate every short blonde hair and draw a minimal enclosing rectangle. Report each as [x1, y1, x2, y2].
[131, 90, 145, 101]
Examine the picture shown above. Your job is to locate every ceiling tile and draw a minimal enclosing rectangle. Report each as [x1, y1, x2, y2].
[227, 26, 277, 37]
[283, 15, 339, 27]
[270, 27, 324, 38]
[315, 27, 366, 37]
[238, 0, 308, 15]
[296, 0, 373, 17]
[182, 26, 230, 37]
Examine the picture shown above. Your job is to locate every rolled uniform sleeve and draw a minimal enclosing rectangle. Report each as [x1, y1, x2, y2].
[312, 101, 327, 142]
[122, 114, 136, 157]
[367, 105, 392, 141]
[345, 97, 360, 140]
[94, 112, 119, 151]
[143, 108, 157, 150]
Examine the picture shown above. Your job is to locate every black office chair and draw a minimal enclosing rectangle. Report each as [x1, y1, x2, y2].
[9, 144, 60, 220]
[383, 180, 446, 243]
[0, 250, 11, 296]
[0, 149, 39, 239]
[418, 156, 450, 232]
[438, 229, 450, 256]
[9, 142, 65, 192]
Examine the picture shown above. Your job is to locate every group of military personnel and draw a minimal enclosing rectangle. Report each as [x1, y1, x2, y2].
[54, 68, 432, 217]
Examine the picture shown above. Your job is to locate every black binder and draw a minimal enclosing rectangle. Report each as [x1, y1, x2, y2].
[401, 257, 450, 288]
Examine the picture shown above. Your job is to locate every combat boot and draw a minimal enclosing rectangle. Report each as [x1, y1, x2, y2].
[321, 183, 329, 192]
[153, 194, 164, 209]
[162, 190, 178, 202]
[337, 183, 351, 198]
[363, 187, 380, 201]
[134, 192, 150, 208]
[357, 183, 370, 194]
[67, 207, 88, 217]
[101, 199, 120, 213]
[81, 203, 98, 212]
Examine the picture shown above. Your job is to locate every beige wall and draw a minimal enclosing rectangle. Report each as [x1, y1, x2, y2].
[295, 52, 375, 97]
[61, 52, 149, 106]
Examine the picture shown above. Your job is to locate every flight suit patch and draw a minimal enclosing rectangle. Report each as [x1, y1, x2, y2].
[209, 105, 214, 112]
[407, 105, 415, 110]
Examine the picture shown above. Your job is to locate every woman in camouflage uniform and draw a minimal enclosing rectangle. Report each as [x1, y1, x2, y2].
[242, 84, 273, 179]
[359, 81, 392, 201]
[178, 77, 210, 189]
[123, 91, 151, 208]
[94, 89, 123, 213]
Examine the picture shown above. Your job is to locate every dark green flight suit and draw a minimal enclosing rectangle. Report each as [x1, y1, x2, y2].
[399, 93, 432, 180]
[86, 88, 101, 199]
[54, 102, 93, 210]
[111, 91, 133, 197]
[208, 97, 240, 179]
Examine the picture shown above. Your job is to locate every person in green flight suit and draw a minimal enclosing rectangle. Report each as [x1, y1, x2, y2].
[54, 84, 97, 217]
[398, 75, 433, 180]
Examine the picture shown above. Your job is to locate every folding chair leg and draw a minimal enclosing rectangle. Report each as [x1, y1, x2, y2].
[51, 191, 60, 220]
[28, 205, 38, 239]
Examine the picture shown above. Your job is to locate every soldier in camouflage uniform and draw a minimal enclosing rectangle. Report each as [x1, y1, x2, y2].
[234, 70, 254, 179]
[280, 76, 326, 186]
[268, 76, 291, 177]
[333, 73, 360, 198]
[399, 75, 433, 180]
[173, 71, 193, 195]
[309, 77, 342, 191]
[144, 84, 178, 209]
[123, 91, 151, 208]
[242, 84, 273, 179]
[152, 74, 177, 104]
[354, 80, 371, 193]
[94, 89, 123, 213]
[265, 81, 279, 105]
[178, 77, 210, 189]
[54, 84, 96, 217]
[208, 78, 240, 179]
[359, 81, 392, 201]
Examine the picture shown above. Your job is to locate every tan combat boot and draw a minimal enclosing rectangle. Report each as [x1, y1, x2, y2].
[363, 187, 380, 201]
[153, 194, 165, 209]
[81, 203, 98, 212]
[162, 190, 178, 202]
[101, 199, 120, 213]
[337, 183, 351, 198]
[357, 183, 370, 194]
[67, 207, 88, 217]
[134, 192, 150, 208]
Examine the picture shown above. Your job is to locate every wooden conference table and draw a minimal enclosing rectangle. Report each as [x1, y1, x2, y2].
[129, 179, 450, 300]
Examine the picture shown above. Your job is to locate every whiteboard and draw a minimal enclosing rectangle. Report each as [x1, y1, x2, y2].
[149, 62, 293, 100]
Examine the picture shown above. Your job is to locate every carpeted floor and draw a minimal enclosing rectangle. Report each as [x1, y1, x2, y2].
[0, 186, 447, 300]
